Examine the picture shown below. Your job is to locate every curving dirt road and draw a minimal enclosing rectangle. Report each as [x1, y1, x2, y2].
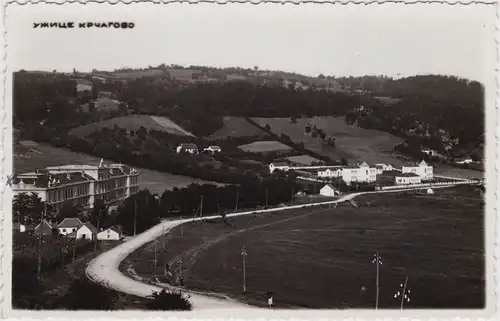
[86, 182, 476, 310]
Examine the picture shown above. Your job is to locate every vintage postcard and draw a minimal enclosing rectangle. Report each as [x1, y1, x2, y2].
[1, 2, 496, 319]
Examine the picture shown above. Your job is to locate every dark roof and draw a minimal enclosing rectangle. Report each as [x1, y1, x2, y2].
[14, 171, 95, 189]
[82, 222, 98, 234]
[35, 220, 57, 230]
[179, 143, 198, 149]
[103, 226, 122, 234]
[58, 218, 84, 228]
[271, 161, 289, 167]
[398, 173, 420, 177]
[380, 170, 401, 177]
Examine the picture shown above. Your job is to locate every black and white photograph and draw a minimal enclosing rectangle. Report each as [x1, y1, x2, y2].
[3, 2, 496, 318]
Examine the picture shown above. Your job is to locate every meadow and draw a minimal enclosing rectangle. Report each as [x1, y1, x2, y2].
[238, 141, 294, 153]
[125, 186, 484, 309]
[68, 115, 195, 138]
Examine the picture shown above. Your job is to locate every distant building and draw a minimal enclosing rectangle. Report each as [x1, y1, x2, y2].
[176, 143, 199, 154]
[455, 157, 474, 165]
[319, 184, 341, 197]
[57, 218, 84, 236]
[317, 162, 377, 185]
[97, 226, 122, 240]
[421, 148, 438, 157]
[12, 161, 140, 212]
[203, 146, 222, 153]
[73, 79, 93, 93]
[395, 173, 422, 185]
[13, 222, 34, 233]
[402, 160, 433, 181]
[374, 163, 395, 174]
[269, 161, 291, 174]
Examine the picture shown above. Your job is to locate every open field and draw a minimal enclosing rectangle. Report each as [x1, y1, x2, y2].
[68, 115, 195, 138]
[286, 155, 321, 165]
[251, 116, 404, 165]
[14, 141, 221, 194]
[238, 141, 294, 153]
[126, 186, 484, 309]
[210, 116, 269, 139]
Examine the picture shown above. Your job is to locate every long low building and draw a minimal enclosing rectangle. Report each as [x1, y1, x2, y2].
[12, 160, 140, 212]
[318, 162, 377, 185]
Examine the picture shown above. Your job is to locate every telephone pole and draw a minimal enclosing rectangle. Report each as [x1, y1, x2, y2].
[241, 246, 248, 293]
[235, 190, 239, 212]
[153, 240, 158, 266]
[94, 207, 102, 252]
[133, 199, 137, 236]
[265, 188, 268, 207]
[372, 253, 383, 310]
[37, 203, 46, 283]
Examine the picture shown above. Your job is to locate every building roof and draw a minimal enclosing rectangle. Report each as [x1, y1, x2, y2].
[179, 143, 198, 149]
[81, 222, 98, 234]
[271, 161, 289, 167]
[13, 171, 95, 189]
[322, 184, 337, 190]
[58, 218, 84, 228]
[398, 173, 420, 177]
[100, 226, 122, 234]
[35, 220, 57, 230]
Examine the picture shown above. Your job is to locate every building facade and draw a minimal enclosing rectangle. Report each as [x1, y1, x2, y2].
[402, 160, 433, 181]
[12, 161, 140, 211]
[395, 173, 422, 185]
[317, 162, 377, 185]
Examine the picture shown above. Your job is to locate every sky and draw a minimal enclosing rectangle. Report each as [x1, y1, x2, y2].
[5, 3, 496, 82]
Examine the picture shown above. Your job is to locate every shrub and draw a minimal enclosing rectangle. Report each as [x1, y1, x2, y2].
[146, 289, 192, 311]
[57, 277, 118, 310]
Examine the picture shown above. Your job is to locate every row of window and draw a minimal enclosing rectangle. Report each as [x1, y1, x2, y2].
[47, 184, 90, 202]
[96, 178, 127, 194]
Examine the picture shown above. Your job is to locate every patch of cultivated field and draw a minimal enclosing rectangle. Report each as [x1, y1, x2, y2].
[251, 117, 404, 165]
[286, 155, 321, 165]
[209, 116, 269, 139]
[127, 186, 484, 309]
[68, 115, 195, 138]
[238, 141, 293, 153]
[14, 141, 220, 194]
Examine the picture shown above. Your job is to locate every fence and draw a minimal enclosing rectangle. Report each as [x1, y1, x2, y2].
[378, 179, 479, 191]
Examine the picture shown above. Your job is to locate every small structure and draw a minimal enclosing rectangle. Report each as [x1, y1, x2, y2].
[13, 222, 34, 233]
[320, 184, 341, 197]
[203, 145, 222, 153]
[426, 188, 435, 195]
[97, 226, 122, 241]
[176, 143, 199, 155]
[455, 157, 474, 165]
[76, 222, 98, 240]
[57, 218, 84, 236]
[395, 173, 422, 185]
[269, 161, 290, 174]
[34, 220, 58, 236]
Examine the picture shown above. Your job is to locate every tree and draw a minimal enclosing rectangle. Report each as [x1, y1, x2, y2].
[305, 125, 311, 134]
[341, 158, 348, 166]
[58, 277, 118, 310]
[115, 190, 160, 235]
[89, 199, 109, 228]
[56, 202, 84, 222]
[264, 124, 271, 131]
[146, 289, 192, 311]
[13, 193, 54, 225]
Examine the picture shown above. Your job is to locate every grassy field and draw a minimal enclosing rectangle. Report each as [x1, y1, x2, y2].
[210, 116, 269, 139]
[286, 155, 321, 165]
[14, 141, 220, 194]
[251, 116, 404, 165]
[238, 141, 294, 153]
[68, 115, 195, 138]
[126, 186, 484, 309]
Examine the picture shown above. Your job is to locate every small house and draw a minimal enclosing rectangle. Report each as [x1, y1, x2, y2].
[76, 222, 98, 240]
[97, 226, 122, 241]
[320, 184, 341, 197]
[455, 157, 474, 165]
[176, 143, 199, 155]
[13, 222, 34, 233]
[34, 220, 58, 236]
[203, 146, 222, 153]
[57, 218, 84, 236]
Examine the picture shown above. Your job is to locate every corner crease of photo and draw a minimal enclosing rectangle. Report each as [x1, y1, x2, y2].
[2, 2, 497, 320]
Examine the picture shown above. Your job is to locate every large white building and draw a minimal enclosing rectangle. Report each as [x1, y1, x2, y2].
[395, 173, 422, 185]
[317, 162, 377, 185]
[401, 160, 433, 181]
[12, 161, 140, 212]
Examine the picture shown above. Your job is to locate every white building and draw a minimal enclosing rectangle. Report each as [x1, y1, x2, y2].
[421, 148, 438, 157]
[269, 162, 290, 174]
[57, 218, 84, 235]
[203, 146, 222, 153]
[176, 143, 199, 154]
[402, 160, 433, 181]
[374, 163, 395, 174]
[97, 226, 122, 240]
[341, 162, 377, 185]
[76, 222, 97, 240]
[317, 167, 342, 178]
[319, 184, 341, 197]
[12, 161, 140, 212]
[455, 158, 474, 165]
[395, 173, 422, 185]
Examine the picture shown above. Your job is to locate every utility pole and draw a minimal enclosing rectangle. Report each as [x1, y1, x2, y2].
[372, 253, 383, 310]
[241, 246, 248, 293]
[394, 276, 410, 310]
[265, 188, 268, 207]
[292, 188, 295, 205]
[94, 207, 102, 252]
[180, 216, 184, 236]
[153, 240, 157, 266]
[200, 195, 204, 219]
[133, 199, 137, 236]
[37, 203, 46, 283]
[162, 225, 165, 250]
[72, 231, 77, 263]
[235, 190, 239, 212]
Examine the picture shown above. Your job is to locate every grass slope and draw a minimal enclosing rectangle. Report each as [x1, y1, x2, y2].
[251, 117, 404, 165]
[14, 141, 219, 194]
[69, 115, 195, 138]
[238, 141, 293, 153]
[209, 116, 269, 139]
[127, 186, 484, 309]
